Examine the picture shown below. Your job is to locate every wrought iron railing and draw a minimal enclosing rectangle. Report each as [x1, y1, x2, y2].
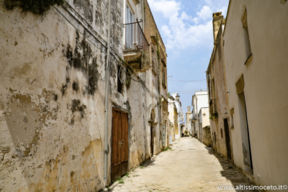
[124, 21, 149, 50]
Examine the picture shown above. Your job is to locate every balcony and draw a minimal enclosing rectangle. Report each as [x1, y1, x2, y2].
[124, 21, 148, 51]
[124, 21, 149, 70]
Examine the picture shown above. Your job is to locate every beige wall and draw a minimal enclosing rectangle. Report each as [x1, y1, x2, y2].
[185, 110, 192, 135]
[168, 99, 176, 141]
[199, 108, 210, 129]
[207, 14, 232, 158]
[223, 0, 288, 186]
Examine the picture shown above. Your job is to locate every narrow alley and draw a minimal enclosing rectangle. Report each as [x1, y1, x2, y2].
[0, 0, 288, 192]
[110, 138, 255, 192]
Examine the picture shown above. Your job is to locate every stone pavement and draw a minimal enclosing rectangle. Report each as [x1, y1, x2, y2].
[109, 137, 256, 192]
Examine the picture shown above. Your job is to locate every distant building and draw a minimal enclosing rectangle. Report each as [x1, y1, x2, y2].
[173, 93, 185, 138]
[168, 96, 178, 142]
[191, 91, 209, 140]
[198, 107, 211, 146]
[168, 93, 184, 141]
[185, 106, 193, 136]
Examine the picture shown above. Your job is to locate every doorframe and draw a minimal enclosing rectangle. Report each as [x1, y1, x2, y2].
[236, 75, 253, 174]
[238, 92, 253, 173]
[223, 118, 232, 160]
[150, 124, 154, 156]
[110, 105, 130, 183]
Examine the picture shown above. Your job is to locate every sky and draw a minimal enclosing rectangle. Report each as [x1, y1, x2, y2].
[147, 0, 229, 112]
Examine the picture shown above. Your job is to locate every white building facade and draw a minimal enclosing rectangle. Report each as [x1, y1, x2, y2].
[191, 91, 210, 140]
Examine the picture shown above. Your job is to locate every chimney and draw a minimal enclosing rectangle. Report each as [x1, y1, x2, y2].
[175, 93, 180, 101]
[212, 12, 224, 42]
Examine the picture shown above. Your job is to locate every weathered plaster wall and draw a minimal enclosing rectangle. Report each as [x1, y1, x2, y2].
[127, 72, 149, 168]
[223, 0, 288, 186]
[207, 23, 231, 158]
[200, 107, 212, 147]
[144, 0, 168, 152]
[0, 0, 125, 191]
[119, 0, 168, 171]
[168, 99, 176, 142]
[199, 108, 210, 129]
[185, 108, 192, 135]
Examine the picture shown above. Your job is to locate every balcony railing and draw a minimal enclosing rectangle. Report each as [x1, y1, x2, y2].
[124, 21, 149, 51]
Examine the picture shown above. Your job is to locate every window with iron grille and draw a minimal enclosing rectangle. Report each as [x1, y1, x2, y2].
[125, 4, 135, 49]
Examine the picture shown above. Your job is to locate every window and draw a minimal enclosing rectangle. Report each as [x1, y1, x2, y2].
[117, 65, 123, 93]
[162, 61, 167, 89]
[210, 78, 217, 116]
[242, 8, 252, 64]
[125, 4, 135, 49]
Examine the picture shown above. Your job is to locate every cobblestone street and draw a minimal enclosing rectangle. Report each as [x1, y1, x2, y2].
[110, 138, 255, 192]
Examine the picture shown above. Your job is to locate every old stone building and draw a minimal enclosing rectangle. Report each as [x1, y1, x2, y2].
[124, 0, 169, 169]
[198, 107, 211, 146]
[168, 96, 178, 142]
[173, 93, 184, 138]
[207, 0, 288, 188]
[0, 0, 167, 191]
[185, 106, 192, 136]
[207, 12, 232, 159]
[168, 93, 183, 141]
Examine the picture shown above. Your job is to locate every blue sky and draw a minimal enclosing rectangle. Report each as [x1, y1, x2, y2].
[147, 0, 229, 112]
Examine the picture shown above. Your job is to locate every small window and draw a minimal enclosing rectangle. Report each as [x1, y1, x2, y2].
[162, 61, 167, 89]
[230, 108, 235, 129]
[117, 65, 123, 93]
[242, 8, 252, 64]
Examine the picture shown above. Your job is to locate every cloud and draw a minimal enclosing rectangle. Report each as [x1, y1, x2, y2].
[148, 0, 180, 18]
[197, 5, 212, 21]
[148, 0, 228, 51]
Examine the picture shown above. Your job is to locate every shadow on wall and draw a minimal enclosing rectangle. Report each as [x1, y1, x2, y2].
[205, 147, 258, 192]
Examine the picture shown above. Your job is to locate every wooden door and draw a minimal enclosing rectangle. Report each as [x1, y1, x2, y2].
[111, 108, 129, 182]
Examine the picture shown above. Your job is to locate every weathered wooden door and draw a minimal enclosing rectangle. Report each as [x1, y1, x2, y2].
[111, 108, 129, 182]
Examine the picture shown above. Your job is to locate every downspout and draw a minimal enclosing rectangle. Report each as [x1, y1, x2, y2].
[104, 0, 111, 186]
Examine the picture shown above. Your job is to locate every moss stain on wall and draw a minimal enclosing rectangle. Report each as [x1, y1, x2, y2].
[4, 0, 64, 14]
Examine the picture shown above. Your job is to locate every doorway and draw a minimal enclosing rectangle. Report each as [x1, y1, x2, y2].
[238, 93, 253, 173]
[150, 125, 154, 156]
[111, 108, 129, 182]
[223, 118, 232, 160]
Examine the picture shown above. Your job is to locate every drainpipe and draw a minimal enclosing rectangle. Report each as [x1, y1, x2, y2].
[104, 0, 111, 186]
